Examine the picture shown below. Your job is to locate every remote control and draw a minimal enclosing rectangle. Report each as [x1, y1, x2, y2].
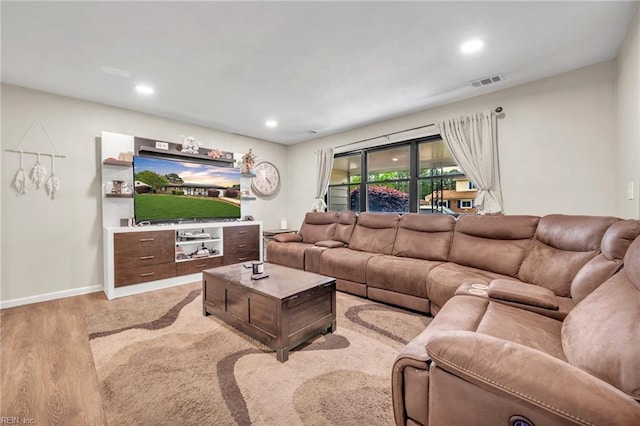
[251, 273, 269, 280]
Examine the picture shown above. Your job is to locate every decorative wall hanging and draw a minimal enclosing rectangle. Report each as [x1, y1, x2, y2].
[45, 154, 60, 200]
[5, 117, 66, 198]
[30, 153, 47, 188]
[13, 151, 31, 195]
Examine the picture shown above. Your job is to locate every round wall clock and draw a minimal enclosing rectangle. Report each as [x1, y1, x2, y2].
[251, 161, 281, 197]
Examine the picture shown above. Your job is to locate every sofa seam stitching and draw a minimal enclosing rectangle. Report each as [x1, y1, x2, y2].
[429, 353, 596, 426]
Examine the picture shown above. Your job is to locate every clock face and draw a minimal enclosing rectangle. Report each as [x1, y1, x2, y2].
[251, 162, 281, 196]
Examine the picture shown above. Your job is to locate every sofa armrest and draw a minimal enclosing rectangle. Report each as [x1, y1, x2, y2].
[315, 240, 345, 248]
[426, 331, 640, 425]
[488, 279, 558, 310]
[273, 233, 302, 243]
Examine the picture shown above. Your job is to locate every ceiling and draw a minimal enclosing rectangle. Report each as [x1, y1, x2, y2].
[1, 1, 636, 145]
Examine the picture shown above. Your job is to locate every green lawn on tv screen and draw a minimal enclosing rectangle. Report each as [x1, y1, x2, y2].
[135, 194, 240, 221]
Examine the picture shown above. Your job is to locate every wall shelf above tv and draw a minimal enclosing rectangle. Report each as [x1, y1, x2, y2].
[138, 146, 235, 165]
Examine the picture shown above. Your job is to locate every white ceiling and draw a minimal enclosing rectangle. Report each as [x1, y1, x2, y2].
[1, 1, 636, 145]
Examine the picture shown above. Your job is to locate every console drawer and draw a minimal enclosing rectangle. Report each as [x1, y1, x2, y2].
[223, 225, 260, 265]
[115, 262, 176, 287]
[114, 230, 175, 268]
[176, 256, 223, 276]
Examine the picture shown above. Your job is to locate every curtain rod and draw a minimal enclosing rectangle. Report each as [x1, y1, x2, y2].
[335, 106, 503, 149]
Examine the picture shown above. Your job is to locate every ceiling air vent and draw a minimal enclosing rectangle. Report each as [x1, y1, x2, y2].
[470, 74, 504, 88]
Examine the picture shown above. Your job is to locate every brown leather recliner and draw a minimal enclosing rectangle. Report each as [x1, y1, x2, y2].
[391, 235, 640, 425]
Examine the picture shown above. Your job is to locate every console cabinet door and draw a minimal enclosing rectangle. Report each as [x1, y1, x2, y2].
[223, 225, 260, 265]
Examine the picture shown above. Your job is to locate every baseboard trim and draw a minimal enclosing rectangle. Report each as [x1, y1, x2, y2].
[0, 285, 104, 310]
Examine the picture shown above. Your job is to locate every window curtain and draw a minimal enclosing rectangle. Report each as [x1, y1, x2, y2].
[438, 111, 504, 214]
[311, 147, 335, 212]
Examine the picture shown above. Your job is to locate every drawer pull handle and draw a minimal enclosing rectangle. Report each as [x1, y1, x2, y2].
[140, 272, 155, 277]
[237, 231, 247, 234]
[196, 263, 207, 268]
[238, 244, 247, 248]
[139, 255, 154, 260]
[238, 257, 248, 261]
[139, 238, 154, 242]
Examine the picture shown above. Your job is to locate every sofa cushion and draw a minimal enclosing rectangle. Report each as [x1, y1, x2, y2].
[476, 302, 566, 360]
[570, 219, 640, 303]
[488, 279, 558, 310]
[348, 212, 399, 254]
[334, 211, 357, 244]
[298, 211, 339, 243]
[519, 215, 617, 297]
[562, 236, 640, 401]
[426, 262, 518, 313]
[392, 213, 455, 261]
[449, 215, 539, 277]
[266, 241, 310, 270]
[367, 255, 442, 299]
[315, 240, 344, 248]
[320, 247, 379, 284]
[273, 233, 302, 243]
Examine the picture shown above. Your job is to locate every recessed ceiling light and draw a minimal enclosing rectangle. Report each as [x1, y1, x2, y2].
[392, 157, 399, 161]
[265, 120, 278, 128]
[460, 39, 484, 54]
[135, 85, 154, 95]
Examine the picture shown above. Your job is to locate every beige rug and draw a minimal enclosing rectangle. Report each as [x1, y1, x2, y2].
[86, 285, 430, 425]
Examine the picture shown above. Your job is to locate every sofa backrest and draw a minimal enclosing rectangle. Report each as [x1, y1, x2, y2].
[449, 215, 539, 277]
[298, 211, 339, 243]
[561, 234, 640, 401]
[392, 213, 455, 261]
[348, 212, 400, 254]
[518, 215, 617, 297]
[570, 219, 640, 303]
[333, 211, 358, 244]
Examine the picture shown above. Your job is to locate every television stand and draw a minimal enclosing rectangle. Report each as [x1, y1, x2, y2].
[103, 221, 262, 299]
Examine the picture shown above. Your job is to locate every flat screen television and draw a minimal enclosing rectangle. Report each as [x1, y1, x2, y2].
[133, 155, 241, 224]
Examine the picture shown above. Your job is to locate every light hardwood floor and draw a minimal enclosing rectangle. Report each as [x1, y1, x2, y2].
[0, 283, 201, 425]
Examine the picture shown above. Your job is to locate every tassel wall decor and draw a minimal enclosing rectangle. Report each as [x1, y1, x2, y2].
[30, 152, 47, 188]
[13, 150, 31, 195]
[45, 154, 60, 200]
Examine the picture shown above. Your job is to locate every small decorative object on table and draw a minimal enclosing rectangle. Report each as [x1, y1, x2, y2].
[252, 261, 264, 275]
[207, 149, 222, 158]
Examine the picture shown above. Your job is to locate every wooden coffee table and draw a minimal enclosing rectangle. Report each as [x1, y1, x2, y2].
[202, 262, 336, 362]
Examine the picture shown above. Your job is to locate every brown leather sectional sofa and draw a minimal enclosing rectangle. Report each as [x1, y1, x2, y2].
[267, 211, 638, 316]
[267, 211, 640, 425]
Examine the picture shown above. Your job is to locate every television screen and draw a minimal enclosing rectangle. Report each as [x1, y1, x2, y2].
[133, 155, 241, 223]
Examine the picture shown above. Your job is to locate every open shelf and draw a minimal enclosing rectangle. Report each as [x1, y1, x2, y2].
[139, 146, 235, 164]
[175, 254, 223, 263]
[105, 193, 133, 198]
[103, 158, 132, 167]
[175, 238, 221, 246]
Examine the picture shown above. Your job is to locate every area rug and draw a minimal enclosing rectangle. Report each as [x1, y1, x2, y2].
[86, 284, 430, 425]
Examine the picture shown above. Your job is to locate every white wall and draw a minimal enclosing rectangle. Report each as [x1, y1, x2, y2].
[287, 61, 619, 230]
[615, 5, 640, 219]
[0, 84, 287, 302]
